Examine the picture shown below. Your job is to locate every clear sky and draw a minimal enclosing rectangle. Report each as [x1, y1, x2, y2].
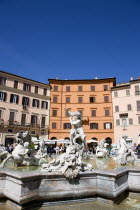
[0, 0, 140, 84]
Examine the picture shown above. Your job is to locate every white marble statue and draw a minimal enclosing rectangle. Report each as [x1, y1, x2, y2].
[35, 139, 47, 159]
[42, 108, 93, 178]
[66, 107, 88, 153]
[96, 139, 109, 158]
[0, 131, 47, 168]
[116, 136, 135, 165]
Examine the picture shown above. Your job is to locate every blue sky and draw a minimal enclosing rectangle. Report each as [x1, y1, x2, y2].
[0, 0, 140, 84]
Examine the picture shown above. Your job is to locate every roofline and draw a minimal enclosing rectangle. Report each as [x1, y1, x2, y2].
[130, 78, 140, 83]
[111, 84, 130, 90]
[48, 77, 116, 85]
[0, 70, 50, 87]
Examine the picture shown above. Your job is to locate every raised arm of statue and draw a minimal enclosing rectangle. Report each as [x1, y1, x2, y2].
[65, 106, 75, 116]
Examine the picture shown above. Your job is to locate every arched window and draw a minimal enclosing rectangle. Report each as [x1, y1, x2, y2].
[92, 137, 98, 141]
[64, 137, 70, 140]
[105, 137, 112, 144]
[51, 137, 57, 140]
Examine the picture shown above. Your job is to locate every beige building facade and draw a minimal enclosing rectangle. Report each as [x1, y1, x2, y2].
[49, 78, 116, 143]
[111, 79, 140, 145]
[0, 70, 50, 146]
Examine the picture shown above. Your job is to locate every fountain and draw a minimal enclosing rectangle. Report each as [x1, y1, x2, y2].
[0, 110, 139, 209]
[41, 107, 93, 178]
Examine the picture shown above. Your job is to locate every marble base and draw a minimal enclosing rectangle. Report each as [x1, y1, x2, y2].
[0, 167, 139, 209]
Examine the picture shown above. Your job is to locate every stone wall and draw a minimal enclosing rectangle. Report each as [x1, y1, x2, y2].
[0, 167, 140, 209]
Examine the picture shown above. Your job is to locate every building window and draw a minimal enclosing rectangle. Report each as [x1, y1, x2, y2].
[9, 111, 15, 125]
[41, 131, 45, 135]
[14, 80, 18, 89]
[90, 97, 95, 103]
[53, 96, 58, 103]
[136, 101, 140, 111]
[35, 86, 38, 94]
[114, 91, 118, 97]
[104, 96, 109, 102]
[52, 122, 56, 129]
[115, 106, 119, 112]
[0, 92, 7, 101]
[22, 97, 30, 109]
[63, 123, 71, 129]
[91, 86, 95, 91]
[41, 101, 48, 109]
[31, 131, 36, 135]
[31, 115, 37, 126]
[138, 116, 140, 124]
[126, 89, 130, 96]
[0, 77, 6, 86]
[129, 118, 133, 125]
[104, 123, 112, 129]
[43, 88, 47, 96]
[91, 110, 96, 117]
[78, 97, 83, 103]
[127, 104, 132, 111]
[23, 83, 31, 91]
[135, 85, 140, 95]
[41, 116, 46, 128]
[116, 119, 120, 126]
[122, 118, 127, 127]
[104, 85, 108, 91]
[52, 109, 57, 116]
[78, 86, 82, 92]
[10, 94, 19, 104]
[90, 123, 98, 129]
[21, 113, 26, 126]
[66, 97, 70, 103]
[8, 129, 13, 133]
[105, 109, 110, 116]
[32, 99, 39, 108]
[54, 86, 58, 91]
[66, 86, 70, 92]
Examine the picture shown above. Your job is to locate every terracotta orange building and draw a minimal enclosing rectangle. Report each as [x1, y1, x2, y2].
[49, 78, 116, 143]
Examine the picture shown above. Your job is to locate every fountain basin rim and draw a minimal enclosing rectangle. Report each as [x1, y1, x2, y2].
[0, 166, 140, 180]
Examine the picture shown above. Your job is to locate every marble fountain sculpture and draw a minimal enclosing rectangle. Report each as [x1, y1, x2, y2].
[42, 107, 93, 178]
[96, 139, 109, 158]
[116, 135, 136, 165]
[0, 112, 140, 209]
[0, 131, 47, 168]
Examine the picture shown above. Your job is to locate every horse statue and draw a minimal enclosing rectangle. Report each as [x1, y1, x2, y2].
[0, 131, 47, 168]
[116, 136, 135, 165]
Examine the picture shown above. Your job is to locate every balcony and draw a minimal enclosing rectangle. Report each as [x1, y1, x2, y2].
[41, 124, 48, 129]
[18, 123, 40, 128]
[8, 120, 18, 126]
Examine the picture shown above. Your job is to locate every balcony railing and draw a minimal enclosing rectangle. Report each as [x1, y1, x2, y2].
[41, 124, 48, 129]
[8, 120, 18, 125]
